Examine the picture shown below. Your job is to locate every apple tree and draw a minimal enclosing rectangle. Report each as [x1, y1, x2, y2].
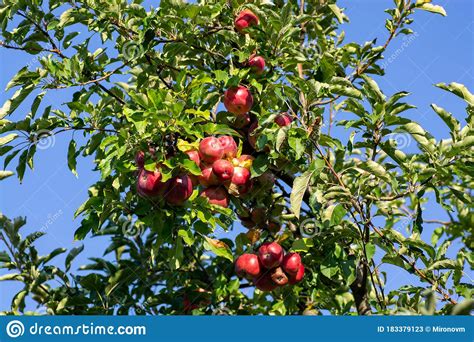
[0, 0, 473, 315]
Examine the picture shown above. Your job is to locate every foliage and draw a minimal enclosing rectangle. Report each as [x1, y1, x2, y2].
[0, 0, 472, 315]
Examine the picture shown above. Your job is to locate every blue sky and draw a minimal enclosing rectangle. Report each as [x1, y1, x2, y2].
[0, 0, 473, 311]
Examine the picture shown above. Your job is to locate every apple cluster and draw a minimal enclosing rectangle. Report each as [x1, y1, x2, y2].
[135, 135, 257, 208]
[235, 242, 305, 292]
[135, 150, 194, 206]
[196, 135, 255, 208]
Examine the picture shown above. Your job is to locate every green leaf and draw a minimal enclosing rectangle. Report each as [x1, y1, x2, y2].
[291, 238, 314, 252]
[16, 149, 28, 183]
[67, 139, 78, 177]
[40, 247, 67, 265]
[430, 104, 460, 132]
[65, 244, 84, 271]
[416, 3, 447, 16]
[0, 133, 18, 146]
[435, 82, 474, 105]
[0, 273, 21, 281]
[12, 289, 27, 312]
[328, 4, 344, 23]
[0, 170, 14, 180]
[398, 122, 434, 152]
[359, 160, 391, 183]
[330, 204, 347, 226]
[0, 251, 10, 262]
[361, 74, 385, 102]
[426, 259, 459, 271]
[202, 236, 233, 262]
[329, 84, 362, 99]
[321, 259, 339, 278]
[250, 154, 268, 177]
[181, 158, 201, 176]
[290, 170, 315, 218]
[275, 128, 287, 152]
[178, 229, 194, 246]
[451, 299, 474, 315]
[0, 84, 35, 119]
[366, 243, 376, 260]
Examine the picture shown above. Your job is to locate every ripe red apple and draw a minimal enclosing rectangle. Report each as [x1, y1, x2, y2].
[235, 253, 261, 279]
[258, 242, 284, 269]
[212, 159, 234, 182]
[136, 168, 167, 197]
[253, 272, 277, 292]
[248, 121, 258, 149]
[227, 166, 251, 196]
[275, 112, 293, 127]
[200, 186, 229, 208]
[198, 167, 219, 187]
[235, 9, 259, 33]
[135, 151, 145, 169]
[288, 263, 305, 285]
[164, 175, 193, 205]
[186, 150, 200, 166]
[223, 86, 253, 115]
[282, 253, 302, 275]
[199, 137, 224, 164]
[248, 55, 265, 75]
[271, 267, 289, 286]
[218, 136, 238, 159]
[234, 112, 251, 128]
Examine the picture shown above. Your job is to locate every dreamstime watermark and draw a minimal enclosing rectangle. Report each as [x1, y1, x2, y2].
[5, 320, 146, 338]
[299, 218, 321, 238]
[381, 31, 419, 69]
[6, 320, 24, 338]
[32, 129, 56, 150]
[385, 132, 412, 149]
[121, 219, 143, 237]
[23, 210, 63, 248]
[122, 41, 144, 61]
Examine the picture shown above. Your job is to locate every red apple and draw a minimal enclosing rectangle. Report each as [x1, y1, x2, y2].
[248, 55, 265, 75]
[164, 175, 193, 205]
[288, 263, 305, 285]
[198, 167, 219, 187]
[275, 112, 293, 127]
[199, 137, 224, 164]
[227, 166, 251, 196]
[224, 86, 253, 115]
[218, 136, 238, 159]
[258, 242, 284, 269]
[271, 267, 289, 286]
[253, 272, 277, 292]
[136, 168, 167, 197]
[186, 150, 200, 166]
[235, 9, 259, 33]
[234, 112, 251, 128]
[235, 253, 261, 279]
[282, 253, 302, 275]
[212, 159, 234, 182]
[200, 186, 229, 208]
[135, 151, 145, 169]
[248, 121, 258, 149]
